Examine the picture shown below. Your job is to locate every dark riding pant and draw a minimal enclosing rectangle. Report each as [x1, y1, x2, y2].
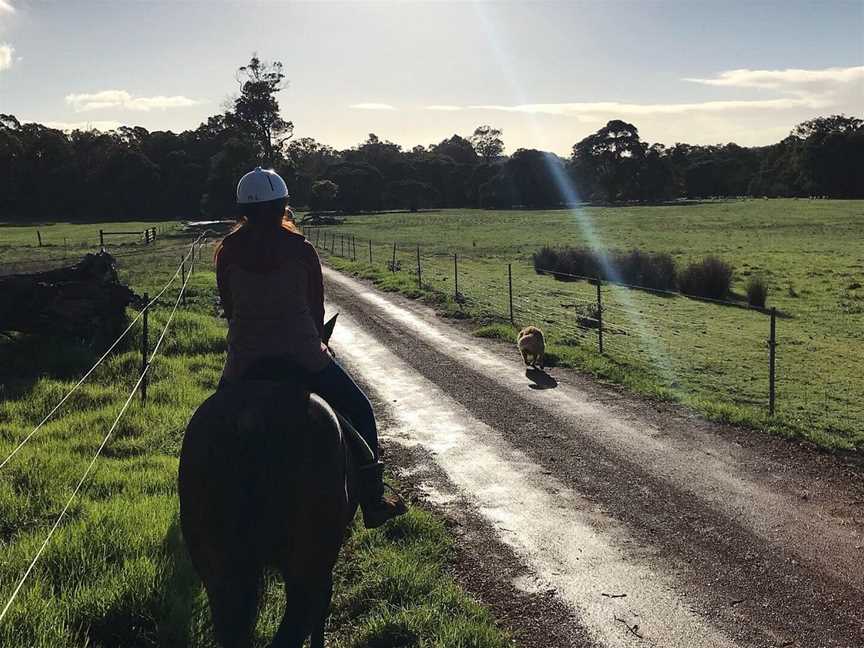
[222, 356, 380, 462]
[305, 359, 379, 461]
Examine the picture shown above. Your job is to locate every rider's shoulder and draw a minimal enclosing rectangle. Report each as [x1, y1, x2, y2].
[275, 228, 318, 257]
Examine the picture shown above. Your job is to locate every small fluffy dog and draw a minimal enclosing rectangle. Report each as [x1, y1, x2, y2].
[517, 326, 545, 369]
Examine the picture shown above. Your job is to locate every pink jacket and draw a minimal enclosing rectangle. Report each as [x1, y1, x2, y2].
[216, 226, 330, 380]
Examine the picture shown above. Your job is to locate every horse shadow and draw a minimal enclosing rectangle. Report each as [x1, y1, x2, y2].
[156, 514, 213, 647]
[526, 367, 558, 390]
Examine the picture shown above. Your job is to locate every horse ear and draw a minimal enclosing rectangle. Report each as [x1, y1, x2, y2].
[322, 314, 338, 344]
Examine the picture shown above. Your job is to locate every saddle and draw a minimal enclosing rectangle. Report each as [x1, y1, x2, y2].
[236, 314, 375, 466]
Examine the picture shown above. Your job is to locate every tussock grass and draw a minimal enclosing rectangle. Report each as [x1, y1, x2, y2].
[0, 241, 509, 646]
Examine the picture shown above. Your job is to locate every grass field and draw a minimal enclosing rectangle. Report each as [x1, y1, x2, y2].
[0, 221, 182, 273]
[0, 227, 509, 646]
[312, 199, 864, 451]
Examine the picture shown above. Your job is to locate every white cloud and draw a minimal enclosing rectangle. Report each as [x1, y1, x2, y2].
[0, 43, 13, 71]
[124, 95, 202, 110]
[40, 120, 123, 132]
[684, 66, 864, 89]
[349, 103, 397, 111]
[415, 65, 861, 128]
[65, 89, 202, 112]
[0, 1, 15, 14]
[466, 97, 827, 116]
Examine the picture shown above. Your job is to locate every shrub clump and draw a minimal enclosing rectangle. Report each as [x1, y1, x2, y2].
[532, 246, 677, 290]
[533, 246, 737, 301]
[746, 276, 769, 308]
[679, 256, 734, 300]
[532, 246, 559, 275]
[619, 249, 677, 290]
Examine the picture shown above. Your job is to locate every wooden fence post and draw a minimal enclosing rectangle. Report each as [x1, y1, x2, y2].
[369, 239, 373, 264]
[596, 279, 604, 354]
[416, 246, 422, 289]
[37, 230, 43, 247]
[99, 229, 105, 250]
[769, 307, 777, 416]
[353, 235, 357, 261]
[454, 253, 458, 297]
[391, 242, 397, 272]
[141, 293, 149, 405]
[508, 264, 514, 324]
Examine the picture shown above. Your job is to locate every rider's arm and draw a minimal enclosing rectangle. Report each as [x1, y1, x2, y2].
[306, 242, 325, 338]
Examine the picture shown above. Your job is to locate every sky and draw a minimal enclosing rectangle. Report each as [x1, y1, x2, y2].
[0, 0, 862, 155]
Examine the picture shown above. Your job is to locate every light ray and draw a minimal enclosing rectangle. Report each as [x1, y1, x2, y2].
[471, 1, 678, 384]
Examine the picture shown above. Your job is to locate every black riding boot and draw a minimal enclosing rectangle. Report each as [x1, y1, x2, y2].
[357, 461, 406, 529]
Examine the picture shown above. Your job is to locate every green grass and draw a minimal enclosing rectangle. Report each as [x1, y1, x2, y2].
[314, 199, 864, 451]
[0, 235, 509, 647]
[0, 220, 183, 269]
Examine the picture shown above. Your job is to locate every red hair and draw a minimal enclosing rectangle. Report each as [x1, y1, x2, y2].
[214, 205, 302, 263]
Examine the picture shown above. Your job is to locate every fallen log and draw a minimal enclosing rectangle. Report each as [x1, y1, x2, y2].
[0, 252, 136, 340]
[299, 212, 344, 226]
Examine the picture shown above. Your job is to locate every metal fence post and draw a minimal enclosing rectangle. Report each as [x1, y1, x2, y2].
[141, 293, 149, 405]
[391, 242, 397, 272]
[369, 239, 373, 264]
[416, 246, 422, 289]
[180, 256, 187, 305]
[37, 230, 43, 247]
[353, 235, 357, 261]
[508, 264, 514, 324]
[769, 307, 777, 416]
[99, 229, 105, 251]
[341, 234, 344, 257]
[454, 253, 458, 297]
[596, 279, 604, 354]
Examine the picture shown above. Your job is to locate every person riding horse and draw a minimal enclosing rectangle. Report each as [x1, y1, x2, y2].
[213, 167, 406, 527]
[179, 168, 407, 647]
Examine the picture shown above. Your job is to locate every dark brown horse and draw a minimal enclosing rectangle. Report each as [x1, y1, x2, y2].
[179, 377, 357, 648]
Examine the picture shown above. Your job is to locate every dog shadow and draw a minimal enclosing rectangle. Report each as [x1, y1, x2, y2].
[526, 367, 558, 390]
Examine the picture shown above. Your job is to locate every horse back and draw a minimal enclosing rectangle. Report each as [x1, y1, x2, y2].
[179, 382, 353, 575]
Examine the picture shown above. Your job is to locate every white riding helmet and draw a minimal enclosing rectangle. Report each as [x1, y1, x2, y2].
[236, 167, 290, 204]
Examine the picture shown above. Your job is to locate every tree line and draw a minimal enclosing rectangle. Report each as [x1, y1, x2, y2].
[1, 56, 861, 222]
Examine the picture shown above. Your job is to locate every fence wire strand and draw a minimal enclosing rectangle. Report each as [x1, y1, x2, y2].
[0, 243, 196, 623]
[0, 237, 201, 472]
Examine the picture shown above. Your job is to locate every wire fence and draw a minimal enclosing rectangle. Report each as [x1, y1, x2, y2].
[0, 234, 206, 622]
[0, 224, 186, 276]
[308, 227, 863, 441]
